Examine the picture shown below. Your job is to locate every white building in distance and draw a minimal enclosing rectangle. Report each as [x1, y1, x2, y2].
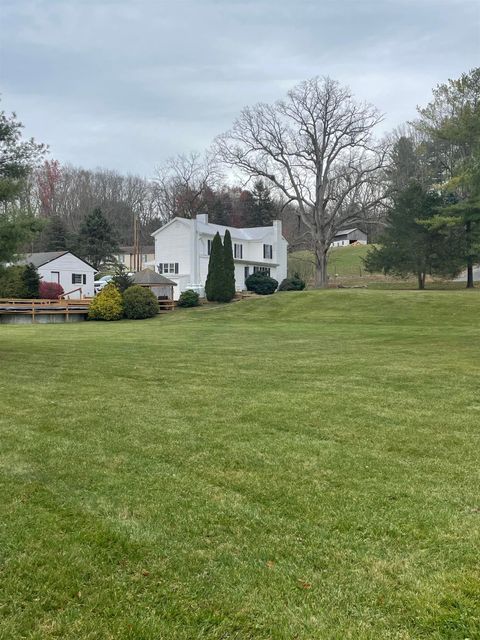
[152, 214, 288, 300]
[330, 228, 367, 248]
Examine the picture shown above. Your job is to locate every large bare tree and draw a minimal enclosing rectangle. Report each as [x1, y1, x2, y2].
[216, 77, 387, 286]
[153, 151, 221, 222]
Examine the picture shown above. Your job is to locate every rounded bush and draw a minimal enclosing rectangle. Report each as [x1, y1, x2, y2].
[39, 281, 64, 299]
[123, 285, 158, 319]
[245, 272, 278, 295]
[278, 273, 306, 291]
[88, 283, 124, 321]
[177, 289, 200, 307]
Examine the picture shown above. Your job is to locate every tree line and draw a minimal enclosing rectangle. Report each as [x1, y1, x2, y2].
[1, 67, 479, 287]
[365, 69, 480, 288]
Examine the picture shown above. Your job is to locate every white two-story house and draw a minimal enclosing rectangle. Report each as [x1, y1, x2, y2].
[151, 214, 288, 300]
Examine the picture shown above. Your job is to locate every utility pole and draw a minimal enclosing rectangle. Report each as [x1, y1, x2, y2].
[133, 215, 141, 271]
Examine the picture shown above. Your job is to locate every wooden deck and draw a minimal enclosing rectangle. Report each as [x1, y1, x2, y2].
[0, 296, 175, 322]
[0, 298, 92, 322]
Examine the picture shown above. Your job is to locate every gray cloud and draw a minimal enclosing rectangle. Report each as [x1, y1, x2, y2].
[1, 0, 478, 176]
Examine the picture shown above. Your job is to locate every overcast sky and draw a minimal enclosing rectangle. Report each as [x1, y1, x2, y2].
[1, 0, 479, 178]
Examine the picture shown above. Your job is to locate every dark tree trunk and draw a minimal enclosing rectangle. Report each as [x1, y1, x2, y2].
[314, 247, 328, 288]
[466, 221, 474, 288]
[417, 272, 426, 290]
[466, 258, 474, 289]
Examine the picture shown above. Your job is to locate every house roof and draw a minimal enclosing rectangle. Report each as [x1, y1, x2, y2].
[151, 217, 284, 242]
[133, 268, 177, 286]
[17, 251, 96, 270]
[195, 220, 273, 241]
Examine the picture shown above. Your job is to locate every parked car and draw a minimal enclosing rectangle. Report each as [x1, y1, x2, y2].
[94, 275, 114, 294]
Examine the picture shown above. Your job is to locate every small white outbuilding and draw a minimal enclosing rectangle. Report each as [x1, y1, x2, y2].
[330, 228, 368, 248]
[19, 251, 96, 298]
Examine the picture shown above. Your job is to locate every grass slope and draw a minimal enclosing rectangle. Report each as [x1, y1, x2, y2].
[288, 246, 470, 289]
[1, 291, 479, 639]
[288, 245, 372, 281]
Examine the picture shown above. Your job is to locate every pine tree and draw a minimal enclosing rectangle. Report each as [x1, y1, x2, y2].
[205, 232, 224, 301]
[237, 190, 256, 227]
[364, 182, 463, 289]
[112, 263, 134, 293]
[251, 180, 276, 226]
[77, 207, 118, 270]
[0, 104, 46, 264]
[42, 216, 68, 251]
[22, 263, 40, 298]
[221, 229, 235, 301]
[415, 68, 480, 287]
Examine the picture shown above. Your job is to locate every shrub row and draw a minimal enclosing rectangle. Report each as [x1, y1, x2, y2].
[88, 284, 158, 321]
[244, 272, 306, 295]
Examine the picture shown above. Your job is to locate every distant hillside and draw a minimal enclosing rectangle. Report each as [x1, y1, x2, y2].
[287, 244, 466, 289]
[288, 244, 374, 284]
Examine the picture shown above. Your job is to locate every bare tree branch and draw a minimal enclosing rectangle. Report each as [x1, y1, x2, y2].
[215, 76, 388, 286]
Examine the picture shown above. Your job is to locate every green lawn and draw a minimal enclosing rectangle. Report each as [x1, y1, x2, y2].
[288, 245, 372, 282]
[1, 291, 479, 639]
[288, 246, 471, 289]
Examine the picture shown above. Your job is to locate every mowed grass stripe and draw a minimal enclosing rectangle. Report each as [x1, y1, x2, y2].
[0, 290, 479, 639]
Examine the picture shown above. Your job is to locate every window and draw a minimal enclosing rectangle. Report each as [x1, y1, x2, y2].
[244, 266, 250, 280]
[234, 243, 243, 259]
[254, 266, 271, 276]
[159, 263, 179, 275]
[263, 244, 273, 259]
[50, 271, 60, 283]
[207, 239, 212, 255]
[72, 273, 83, 285]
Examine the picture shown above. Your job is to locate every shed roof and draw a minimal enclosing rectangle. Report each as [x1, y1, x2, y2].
[17, 251, 68, 267]
[333, 228, 358, 238]
[17, 251, 95, 270]
[133, 269, 177, 286]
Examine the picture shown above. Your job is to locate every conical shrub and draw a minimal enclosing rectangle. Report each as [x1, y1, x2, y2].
[220, 229, 236, 302]
[205, 232, 224, 301]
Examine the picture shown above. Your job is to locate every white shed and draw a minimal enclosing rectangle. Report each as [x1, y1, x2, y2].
[330, 228, 368, 248]
[19, 252, 96, 298]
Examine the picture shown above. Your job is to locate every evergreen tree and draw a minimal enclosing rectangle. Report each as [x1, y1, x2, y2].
[364, 182, 463, 289]
[41, 216, 69, 251]
[415, 67, 480, 287]
[237, 190, 256, 227]
[22, 263, 40, 298]
[205, 232, 224, 301]
[221, 229, 236, 301]
[77, 207, 118, 270]
[251, 180, 276, 226]
[0, 104, 46, 264]
[112, 263, 134, 293]
[386, 136, 422, 194]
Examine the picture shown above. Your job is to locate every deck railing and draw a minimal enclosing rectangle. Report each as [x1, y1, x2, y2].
[0, 298, 92, 320]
